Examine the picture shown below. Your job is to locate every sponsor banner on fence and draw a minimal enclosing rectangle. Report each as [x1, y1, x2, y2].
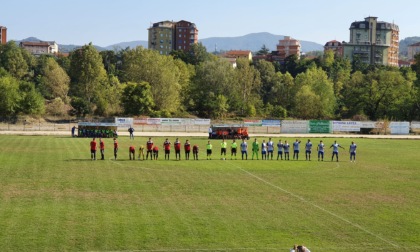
[281, 120, 308, 133]
[115, 117, 133, 127]
[390, 122, 410, 135]
[133, 118, 148, 125]
[360, 121, 379, 128]
[309, 120, 332, 133]
[262, 120, 281, 126]
[147, 118, 161, 125]
[193, 119, 211, 125]
[411, 121, 420, 129]
[244, 120, 262, 126]
[332, 121, 361, 132]
[161, 118, 183, 125]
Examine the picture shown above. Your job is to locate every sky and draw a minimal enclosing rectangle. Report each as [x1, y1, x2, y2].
[2, 0, 419, 47]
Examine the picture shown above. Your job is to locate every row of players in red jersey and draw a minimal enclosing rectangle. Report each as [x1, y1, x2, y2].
[89, 137, 199, 160]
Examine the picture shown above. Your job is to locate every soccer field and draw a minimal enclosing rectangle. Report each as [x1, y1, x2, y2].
[0, 135, 419, 251]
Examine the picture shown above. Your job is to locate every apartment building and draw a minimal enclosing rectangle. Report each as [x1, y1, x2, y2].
[343, 16, 399, 67]
[224, 50, 253, 61]
[324, 40, 344, 57]
[407, 42, 420, 60]
[277, 36, 301, 61]
[20, 41, 59, 55]
[148, 21, 174, 55]
[0, 25, 7, 44]
[148, 20, 198, 55]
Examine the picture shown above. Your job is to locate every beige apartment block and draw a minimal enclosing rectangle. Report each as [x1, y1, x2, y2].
[343, 16, 399, 67]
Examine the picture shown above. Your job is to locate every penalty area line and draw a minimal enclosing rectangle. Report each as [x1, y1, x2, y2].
[231, 162, 400, 249]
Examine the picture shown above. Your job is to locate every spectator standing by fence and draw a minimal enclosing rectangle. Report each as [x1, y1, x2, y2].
[128, 126, 134, 140]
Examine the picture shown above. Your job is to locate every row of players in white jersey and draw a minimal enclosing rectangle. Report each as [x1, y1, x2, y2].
[239, 138, 357, 162]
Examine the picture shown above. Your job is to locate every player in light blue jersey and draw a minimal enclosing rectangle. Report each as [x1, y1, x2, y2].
[261, 140, 267, 160]
[240, 139, 248, 160]
[293, 139, 301, 160]
[283, 141, 290, 160]
[317, 140, 325, 161]
[330, 140, 345, 162]
[305, 139, 313, 161]
[277, 140, 284, 160]
[267, 138, 274, 160]
[349, 141, 357, 162]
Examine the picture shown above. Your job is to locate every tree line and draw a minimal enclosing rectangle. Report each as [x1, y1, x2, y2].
[1, 41, 420, 121]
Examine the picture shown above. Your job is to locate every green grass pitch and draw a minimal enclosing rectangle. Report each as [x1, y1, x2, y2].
[0, 135, 419, 251]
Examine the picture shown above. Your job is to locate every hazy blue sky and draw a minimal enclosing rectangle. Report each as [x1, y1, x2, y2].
[2, 0, 419, 47]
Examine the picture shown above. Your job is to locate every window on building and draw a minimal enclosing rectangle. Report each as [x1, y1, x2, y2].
[360, 23, 365, 29]
[179, 34, 181, 38]
[160, 40, 163, 43]
[179, 46, 182, 49]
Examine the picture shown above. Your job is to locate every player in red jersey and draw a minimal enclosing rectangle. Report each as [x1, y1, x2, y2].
[184, 140, 191, 160]
[99, 138, 105, 160]
[174, 138, 181, 160]
[163, 138, 171, 160]
[193, 144, 199, 160]
[113, 138, 118, 160]
[146, 138, 153, 160]
[153, 146, 159, 160]
[129, 145, 135, 160]
[90, 138, 97, 160]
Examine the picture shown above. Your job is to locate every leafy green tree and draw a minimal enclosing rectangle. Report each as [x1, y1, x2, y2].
[256, 44, 270, 56]
[18, 81, 45, 115]
[68, 43, 116, 115]
[121, 47, 183, 114]
[254, 60, 276, 104]
[69, 43, 108, 104]
[0, 42, 29, 79]
[293, 67, 336, 119]
[121, 82, 154, 115]
[236, 58, 261, 115]
[342, 69, 413, 120]
[0, 75, 21, 117]
[70, 97, 91, 117]
[39, 57, 70, 102]
[190, 59, 237, 118]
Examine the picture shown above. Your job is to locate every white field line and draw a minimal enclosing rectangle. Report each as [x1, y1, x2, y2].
[232, 162, 400, 249]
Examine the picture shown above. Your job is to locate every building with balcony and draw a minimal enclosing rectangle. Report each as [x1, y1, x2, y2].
[174, 20, 198, 52]
[276, 36, 301, 61]
[148, 20, 198, 55]
[148, 21, 174, 55]
[324, 40, 344, 57]
[0, 25, 7, 44]
[407, 42, 420, 60]
[20, 41, 58, 55]
[343, 16, 399, 67]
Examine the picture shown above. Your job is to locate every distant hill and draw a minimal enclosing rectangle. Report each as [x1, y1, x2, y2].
[399, 36, 420, 58]
[199, 32, 324, 53]
[104, 41, 148, 50]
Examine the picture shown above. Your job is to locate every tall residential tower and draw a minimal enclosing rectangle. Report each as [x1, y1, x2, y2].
[343, 17, 399, 67]
[148, 20, 198, 55]
[0, 25, 7, 44]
